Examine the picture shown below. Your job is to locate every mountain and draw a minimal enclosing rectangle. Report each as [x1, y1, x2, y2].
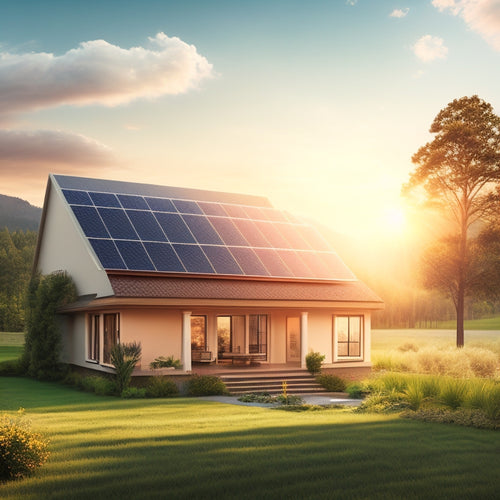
[0, 194, 42, 231]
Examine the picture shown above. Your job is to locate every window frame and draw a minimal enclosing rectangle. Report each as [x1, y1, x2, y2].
[333, 315, 364, 361]
[87, 314, 100, 363]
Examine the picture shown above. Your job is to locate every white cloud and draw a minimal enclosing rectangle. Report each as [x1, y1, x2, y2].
[346, 0, 358, 5]
[0, 129, 115, 171]
[413, 35, 449, 62]
[390, 8, 410, 18]
[0, 32, 214, 117]
[433, 0, 500, 50]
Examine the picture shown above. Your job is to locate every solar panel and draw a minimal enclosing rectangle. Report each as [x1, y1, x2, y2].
[58, 176, 355, 281]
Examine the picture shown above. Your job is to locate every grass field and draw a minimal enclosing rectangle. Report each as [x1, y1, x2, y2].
[1, 377, 499, 500]
[372, 328, 500, 353]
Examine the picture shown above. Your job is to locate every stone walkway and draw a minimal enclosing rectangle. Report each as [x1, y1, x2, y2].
[198, 393, 362, 408]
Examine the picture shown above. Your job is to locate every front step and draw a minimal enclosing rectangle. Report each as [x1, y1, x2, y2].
[218, 369, 326, 395]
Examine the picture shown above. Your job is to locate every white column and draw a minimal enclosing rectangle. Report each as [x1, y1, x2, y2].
[300, 312, 308, 369]
[182, 311, 192, 372]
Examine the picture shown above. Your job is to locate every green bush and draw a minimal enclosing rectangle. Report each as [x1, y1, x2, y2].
[356, 390, 408, 413]
[0, 359, 22, 377]
[401, 407, 499, 430]
[145, 377, 179, 398]
[186, 375, 227, 396]
[149, 355, 181, 370]
[121, 387, 147, 399]
[110, 341, 142, 395]
[21, 272, 77, 381]
[80, 375, 117, 396]
[439, 378, 468, 410]
[0, 409, 50, 481]
[345, 382, 365, 399]
[316, 374, 346, 392]
[305, 351, 325, 374]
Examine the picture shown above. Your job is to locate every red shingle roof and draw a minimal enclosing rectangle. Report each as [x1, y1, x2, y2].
[108, 274, 383, 304]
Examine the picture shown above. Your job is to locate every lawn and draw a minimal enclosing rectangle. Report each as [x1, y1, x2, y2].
[1, 378, 499, 499]
[372, 328, 500, 353]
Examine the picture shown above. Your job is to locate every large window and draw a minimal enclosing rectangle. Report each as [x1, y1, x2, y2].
[217, 316, 245, 355]
[336, 316, 363, 359]
[87, 313, 120, 365]
[88, 314, 100, 362]
[191, 316, 207, 350]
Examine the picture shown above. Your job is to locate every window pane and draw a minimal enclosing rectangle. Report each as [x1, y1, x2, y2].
[350, 317, 361, 342]
[337, 317, 349, 342]
[349, 342, 360, 357]
[338, 343, 348, 357]
[191, 316, 206, 350]
[103, 313, 119, 364]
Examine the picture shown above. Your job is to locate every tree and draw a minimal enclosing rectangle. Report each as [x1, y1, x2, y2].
[405, 96, 500, 347]
[21, 272, 77, 380]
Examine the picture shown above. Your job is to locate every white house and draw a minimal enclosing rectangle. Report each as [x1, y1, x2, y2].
[34, 174, 383, 377]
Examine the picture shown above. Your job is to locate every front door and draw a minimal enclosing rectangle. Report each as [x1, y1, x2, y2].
[286, 317, 301, 362]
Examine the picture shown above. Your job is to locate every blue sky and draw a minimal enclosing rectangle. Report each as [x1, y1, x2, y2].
[1, 0, 499, 239]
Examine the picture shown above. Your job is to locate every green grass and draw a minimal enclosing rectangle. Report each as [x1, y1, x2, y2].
[372, 328, 500, 353]
[436, 316, 500, 330]
[1, 378, 499, 499]
[0, 332, 24, 363]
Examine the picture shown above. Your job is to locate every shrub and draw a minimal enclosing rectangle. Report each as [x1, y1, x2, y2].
[121, 387, 147, 399]
[398, 342, 419, 352]
[316, 374, 346, 392]
[305, 352, 325, 374]
[80, 375, 117, 396]
[465, 380, 500, 421]
[186, 375, 227, 396]
[110, 341, 142, 395]
[356, 390, 408, 413]
[145, 377, 179, 398]
[21, 272, 77, 381]
[149, 355, 181, 370]
[0, 409, 50, 481]
[438, 378, 468, 410]
[403, 379, 426, 410]
[0, 359, 22, 377]
[345, 382, 366, 399]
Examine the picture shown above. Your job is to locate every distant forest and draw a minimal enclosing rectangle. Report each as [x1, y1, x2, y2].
[0, 194, 41, 231]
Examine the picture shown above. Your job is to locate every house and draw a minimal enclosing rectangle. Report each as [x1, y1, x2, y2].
[34, 174, 383, 377]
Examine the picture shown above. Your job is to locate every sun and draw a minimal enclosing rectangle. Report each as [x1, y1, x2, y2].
[381, 205, 407, 235]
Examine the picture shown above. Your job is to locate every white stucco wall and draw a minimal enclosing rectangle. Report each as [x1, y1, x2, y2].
[36, 181, 113, 297]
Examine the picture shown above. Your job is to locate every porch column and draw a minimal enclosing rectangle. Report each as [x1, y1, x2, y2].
[182, 311, 192, 372]
[300, 312, 308, 369]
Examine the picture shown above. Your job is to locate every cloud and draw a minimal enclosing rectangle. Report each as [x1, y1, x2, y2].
[0, 129, 115, 170]
[0, 32, 214, 117]
[413, 35, 449, 62]
[433, 0, 500, 50]
[390, 8, 410, 18]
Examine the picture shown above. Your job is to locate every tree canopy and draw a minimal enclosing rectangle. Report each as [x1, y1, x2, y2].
[405, 95, 500, 347]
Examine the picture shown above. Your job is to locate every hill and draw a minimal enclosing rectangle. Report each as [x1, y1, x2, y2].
[0, 194, 42, 231]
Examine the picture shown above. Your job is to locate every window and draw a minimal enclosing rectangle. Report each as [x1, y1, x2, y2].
[249, 314, 267, 356]
[336, 316, 363, 359]
[88, 314, 100, 362]
[103, 313, 120, 365]
[217, 315, 245, 355]
[191, 316, 207, 350]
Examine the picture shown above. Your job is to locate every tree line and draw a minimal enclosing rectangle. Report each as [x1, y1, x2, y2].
[0, 229, 37, 331]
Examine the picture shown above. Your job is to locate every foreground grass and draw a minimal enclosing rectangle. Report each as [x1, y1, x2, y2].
[1, 378, 500, 499]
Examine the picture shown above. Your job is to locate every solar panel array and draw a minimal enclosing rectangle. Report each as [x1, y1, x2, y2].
[60, 185, 355, 281]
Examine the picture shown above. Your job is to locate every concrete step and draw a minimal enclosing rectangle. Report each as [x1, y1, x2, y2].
[219, 369, 327, 395]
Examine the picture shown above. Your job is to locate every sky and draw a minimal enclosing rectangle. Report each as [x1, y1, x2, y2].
[1, 0, 500, 240]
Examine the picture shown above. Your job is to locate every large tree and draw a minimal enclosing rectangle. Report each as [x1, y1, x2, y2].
[405, 95, 500, 347]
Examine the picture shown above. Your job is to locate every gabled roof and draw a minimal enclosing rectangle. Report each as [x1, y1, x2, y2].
[51, 174, 358, 283]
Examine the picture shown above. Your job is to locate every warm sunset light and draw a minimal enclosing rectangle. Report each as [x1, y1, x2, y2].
[383, 206, 406, 234]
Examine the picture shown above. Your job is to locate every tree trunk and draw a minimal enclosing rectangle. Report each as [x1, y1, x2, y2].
[456, 282, 465, 348]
